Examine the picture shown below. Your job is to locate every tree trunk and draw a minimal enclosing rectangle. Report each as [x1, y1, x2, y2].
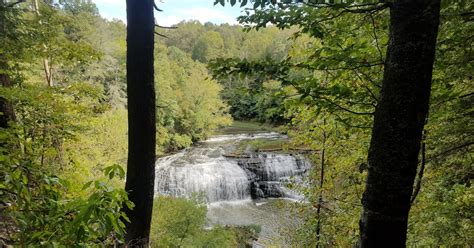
[359, 1, 441, 247]
[315, 121, 326, 248]
[0, 5, 15, 129]
[32, 0, 54, 87]
[124, 0, 156, 246]
[0, 72, 15, 129]
[43, 58, 53, 87]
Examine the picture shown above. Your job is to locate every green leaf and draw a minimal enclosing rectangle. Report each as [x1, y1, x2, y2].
[254, 0, 260, 9]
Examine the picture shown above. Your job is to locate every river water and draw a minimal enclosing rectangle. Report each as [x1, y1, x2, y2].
[154, 132, 309, 245]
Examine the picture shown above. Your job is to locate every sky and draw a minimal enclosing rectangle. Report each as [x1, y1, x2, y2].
[92, 0, 243, 26]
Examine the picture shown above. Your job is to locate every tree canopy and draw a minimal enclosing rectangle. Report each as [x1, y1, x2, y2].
[0, 0, 472, 246]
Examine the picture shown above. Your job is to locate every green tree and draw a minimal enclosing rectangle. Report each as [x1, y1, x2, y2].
[192, 31, 225, 62]
[211, 0, 451, 246]
[150, 196, 237, 248]
[155, 43, 231, 151]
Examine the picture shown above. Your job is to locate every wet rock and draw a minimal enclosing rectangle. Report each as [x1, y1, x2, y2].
[250, 182, 265, 199]
[259, 182, 284, 198]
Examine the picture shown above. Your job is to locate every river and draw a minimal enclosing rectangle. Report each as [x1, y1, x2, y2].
[154, 130, 309, 246]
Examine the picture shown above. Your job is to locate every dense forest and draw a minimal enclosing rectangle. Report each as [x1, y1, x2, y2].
[0, 0, 472, 247]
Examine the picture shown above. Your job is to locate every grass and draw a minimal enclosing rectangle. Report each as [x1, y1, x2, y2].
[235, 139, 289, 154]
[215, 120, 279, 135]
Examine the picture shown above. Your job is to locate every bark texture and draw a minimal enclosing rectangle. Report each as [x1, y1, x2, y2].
[359, 1, 441, 247]
[124, 0, 156, 246]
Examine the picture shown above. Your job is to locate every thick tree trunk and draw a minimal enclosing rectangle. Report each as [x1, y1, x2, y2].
[359, 1, 441, 247]
[124, 0, 156, 246]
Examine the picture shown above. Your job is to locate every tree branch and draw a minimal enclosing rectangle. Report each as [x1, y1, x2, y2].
[318, 96, 375, 116]
[153, 2, 162, 12]
[369, 13, 384, 63]
[154, 31, 168, 38]
[353, 69, 379, 103]
[427, 141, 474, 163]
[411, 130, 427, 204]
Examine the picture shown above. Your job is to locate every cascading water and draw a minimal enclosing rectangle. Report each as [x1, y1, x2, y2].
[155, 148, 251, 202]
[154, 133, 310, 203]
[240, 153, 310, 181]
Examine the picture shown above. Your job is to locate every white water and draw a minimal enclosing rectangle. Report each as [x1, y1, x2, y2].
[243, 153, 310, 181]
[154, 132, 310, 246]
[155, 152, 250, 202]
[154, 133, 309, 203]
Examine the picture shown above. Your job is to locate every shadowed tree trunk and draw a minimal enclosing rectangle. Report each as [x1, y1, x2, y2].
[124, 0, 156, 246]
[0, 72, 15, 129]
[0, 2, 15, 129]
[359, 1, 441, 247]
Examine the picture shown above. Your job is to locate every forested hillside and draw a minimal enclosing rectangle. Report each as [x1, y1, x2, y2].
[159, 21, 296, 124]
[0, 0, 238, 245]
[0, 0, 472, 247]
[209, 0, 473, 246]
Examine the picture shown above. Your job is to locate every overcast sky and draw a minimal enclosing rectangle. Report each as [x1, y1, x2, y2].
[92, 0, 243, 26]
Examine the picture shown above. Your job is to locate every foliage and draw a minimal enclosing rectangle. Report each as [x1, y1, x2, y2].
[0, 127, 132, 246]
[64, 109, 128, 194]
[155, 43, 232, 152]
[161, 21, 295, 123]
[150, 196, 237, 248]
[0, 78, 131, 246]
[0, 0, 472, 246]
[1, 2, 129, 245]
[192, 31, 225, 62]
[407, 1, 474, 246]
[281, 109, 368, 246]
[0, 2, 36, 85]
[212, 0, 472, 246]
[215, 120, 277, 134]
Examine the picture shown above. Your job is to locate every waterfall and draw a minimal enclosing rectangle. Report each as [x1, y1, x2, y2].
[154, 133, 310, 202]
[155, 149, 251, 202]
[240, 153, 311, 181]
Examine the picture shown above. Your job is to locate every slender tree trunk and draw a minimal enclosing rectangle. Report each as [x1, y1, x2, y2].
[0, 72, 15, 129]
[0, 4, 15, 129]
[124, 0, 156, 246]
[32, 0, 54, 87]
[315, 121, 326, 248]
[43, 57, 53, 87]
[359, 1, 441, 247]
